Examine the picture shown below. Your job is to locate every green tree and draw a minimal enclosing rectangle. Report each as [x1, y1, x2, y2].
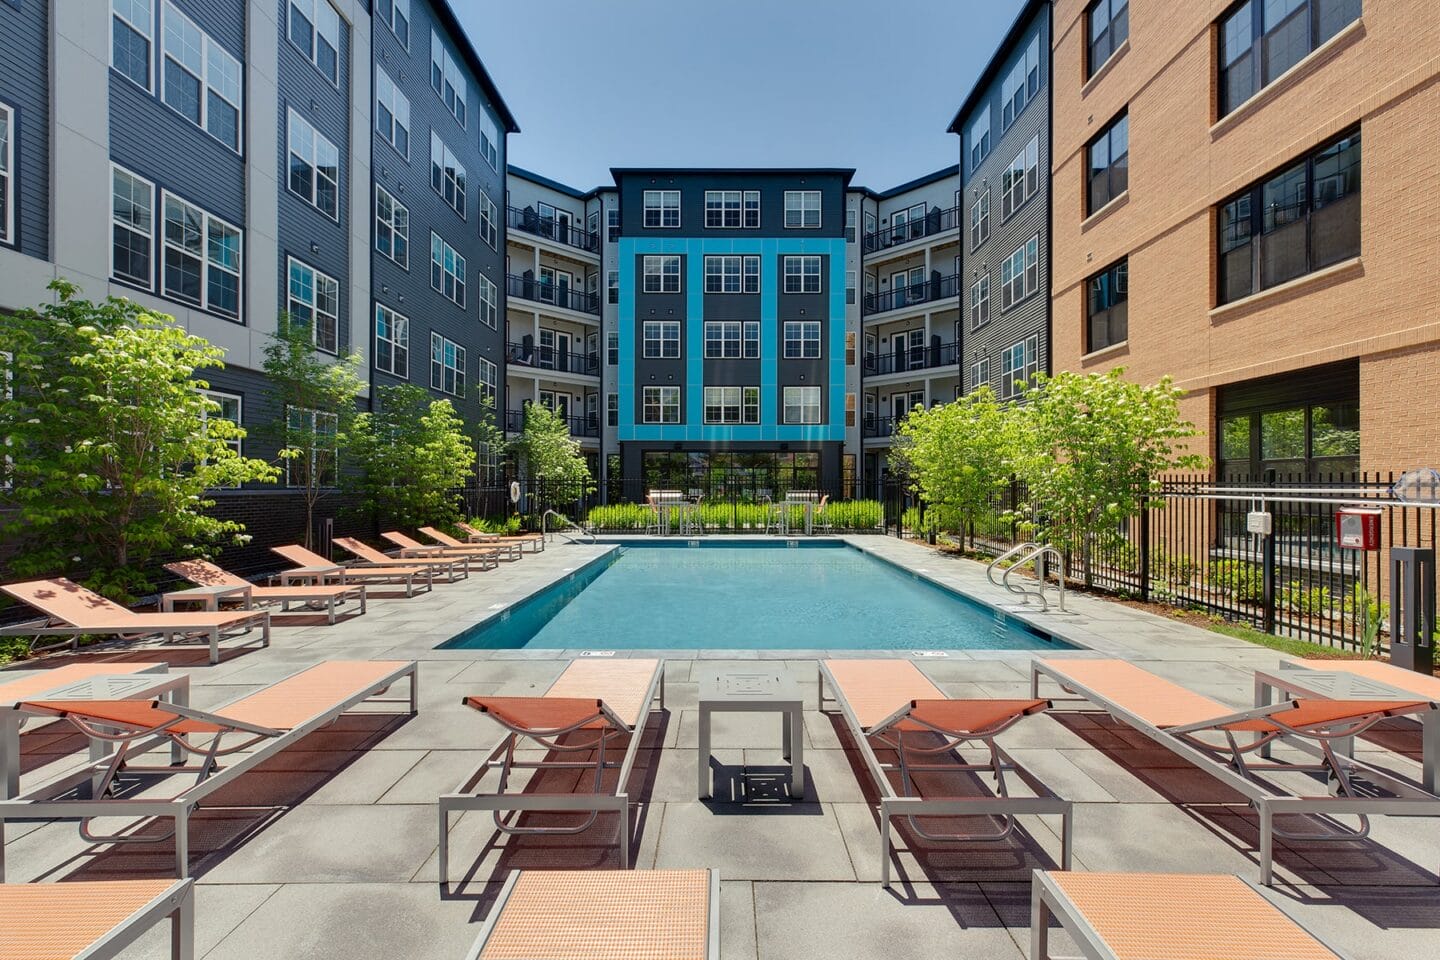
[260, 315, 365, 548]
[509, 403, 592, 506]
[0, 281, 278, 598]
[1012, 368, 1208, 585]
[346, 385, 478, 529]
[894, 385, 1016, 548]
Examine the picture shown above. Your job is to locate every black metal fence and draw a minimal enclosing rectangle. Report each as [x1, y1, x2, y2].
[506, 274, 601, 316]
[860, 204, 960, 253]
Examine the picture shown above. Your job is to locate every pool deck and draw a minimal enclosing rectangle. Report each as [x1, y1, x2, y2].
[4, 535, 1437, 959]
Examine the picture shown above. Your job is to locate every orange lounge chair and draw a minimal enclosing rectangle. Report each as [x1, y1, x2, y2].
[439, 658, 665, 878]
[466, 869, 717, 960]
[1031, 658, 1440, 884]
[0, 578, 269, 665]
[419, 526, 523, 562]
[0, 660, 417, 878]
[820, 659, 1072, 887]
[0, 877, 195, 960]
[381, 531, 500, 570]
[271, 544, 432, 596]
[1029, 871, 1348, 960]
[456, 521, 546, 553]
[332, 537, 471, 582]
[165, 559, 365, 625]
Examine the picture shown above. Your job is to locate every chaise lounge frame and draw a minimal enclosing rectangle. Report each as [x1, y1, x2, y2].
[165, 559, 366, 626]
[1, 877, 196, 960]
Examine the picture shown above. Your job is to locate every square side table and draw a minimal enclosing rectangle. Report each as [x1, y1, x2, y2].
[697, 671, 804, 799]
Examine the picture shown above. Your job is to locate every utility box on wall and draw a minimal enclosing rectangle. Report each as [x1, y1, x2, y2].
[1335, 506, 1382, 550]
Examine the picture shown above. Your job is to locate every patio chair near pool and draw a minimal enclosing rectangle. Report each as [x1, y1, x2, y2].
[164, 559, 366, 625]
[456, 521, 547, 552]
[0, 659, 417, 878]
[0, 578, 270, 665]
[1029, 870, 1350, 960]
[271, 544, 433, 597]
[464, 868, 717, 960]
[381, 531, 501, 569]
[439, 658, 665, 877]
[419, 526, 523, 562]
[332, 536, 471, 583]
[1, 877, 196, 960]
[1030, 657, 1440, 885]
[818, 658, 1073, 888]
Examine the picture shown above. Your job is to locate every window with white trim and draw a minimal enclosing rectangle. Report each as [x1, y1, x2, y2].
[377, 0, 409, 48]
[642, 321, 680, 359]
[607, 392, 618, 427]
[743, 191, 760, 228]
[1001, 135, 1039, 221]
[288, 109, 339, 219]
[430, 130, 466, 217]
[112, 0, 152, 89]
[478, 109, 499, 170]
[704, 386, 760, 425]
[999, 235, 1039, 310]
[606, 331, 619, 365]
[430, 332, 466, 397]
[846, 270, 856, 306]
[642, 255, 681, 293]
[1000, 335, 1038, 400]
[477, 440, 500, 481]
[478, 192, 497, 249]
[287, 257, 340, 353]
[111, 165, 154, 287]
[375, 184, 408, 268]
[642, 386, 680, 424]
[162, 2, 242, 151]
[705, 190, 744, 228]
[285, 407, 338, 487]
[643, 190, 680, 228]
[969, 273, 990, 329]
[477, 273, 497, 328]
[784, 190, 821, 228]
[970, 356, 991, 392]
[607, 270, 619, 305]
[783, 256, 821, 294]
[845, 208, 856, 243]
[430, 232, 465, 306]
[430, 30, 467, 126]
[0, 104, 9, 246]
[288, 0, 340, 84]
[783, 386, 821, 424]
[703, 255, 759, 293]
[704, 321, 759, 359]
[607, 208, 620, 242]
[198, 389, 242, 457]
[968, 111, 991, 169]
[375, 67, 410, 157]
[970, 189, 990, 249]
[162, 192, 241, 319]
[478, 355, 497, 406]
[783, 321, 821, 359]
[1001, 33, 1040, 132]
[374, 303, 408, 378]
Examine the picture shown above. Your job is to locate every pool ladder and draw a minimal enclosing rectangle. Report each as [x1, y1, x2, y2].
[987, 542, 1066, 612]
[542, 509, 596, 544]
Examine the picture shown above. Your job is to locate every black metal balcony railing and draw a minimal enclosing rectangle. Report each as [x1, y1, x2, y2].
[504, 408, 599, 438]
[861, 204, 960, 254]
[506, 340, 600, 377]
[863, 415, 900, 439]
[863, 340, 959, 377]
[506, 274, 601, 316]
[506, 205, 600, 253]
[862, 273, 960, 317]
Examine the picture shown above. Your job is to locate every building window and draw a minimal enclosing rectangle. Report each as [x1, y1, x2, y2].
[970, 189, 990, 249]
[607, 392, 618, 427]
[430, 232, 466, 306]
[478, 193, 498, 249]
[478, 110, 500, 171]
[642, 255, 681, 293]
[430, 131, 466, 218]
[783, 256, 822, 294]
[162, 193, 241, 319]
[1087, 0, 1129, 77]
[288, 257, 339, 353]
[642, 321, 681, 359]
[162, 2, 242, 151]
[477, 273, 498, 328]
[607, 331, 619, 365]
[1000, 335, 1039, 400]
[478, 355, 497, 406]
[0, 104, 9, 246]
[377, 0, 409, 47]
[643, 190, 680, 228]
[705, 190, 742, 228]
[846, 270, 857, 306]
[970, 274, 991, 329]
[288, 0, 340, 84]
[111, 165, 154, 287]
[374, 303, 409, 378]
[1001, 33, 1041, 132]
[198, 389, 243, 466]
[607, 270, 620, 305]
[783, 321, 821, 359]
[1087, 113, 1128, 214]
[968, 111, 991, 168]
[430, 29, 467, 126]
[1000, 235, 1039, 310]
[1087, 259, 1128, 352]
[287, 109, 339, 219]
[430, 332, 466, 397]
[112, 0, 152, 89]
[845, 209, 856, 243]
[970, 357, 991, 392]
[607, 208, 621, 242]
[285, 407, 337, 487]
[704, 386, 760, 424]
[704, 321, 759, 359]
[643, 386, 680, 424]
[1218, 129, 1360, 305]
[703, 255, 760, 293]
[1219, 0, 1361, 118]
[1002, 135, 1040, 221]
[375, 184, 408, 268]
[784, 190, 821, 228]
[782, 386, 821, 424]
[375, 67, 410, 158]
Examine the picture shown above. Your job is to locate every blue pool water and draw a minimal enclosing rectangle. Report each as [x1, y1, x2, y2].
[442, 542, 1071, 652]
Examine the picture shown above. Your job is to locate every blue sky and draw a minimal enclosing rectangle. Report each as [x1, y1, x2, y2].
[457, 0, 1024, 193]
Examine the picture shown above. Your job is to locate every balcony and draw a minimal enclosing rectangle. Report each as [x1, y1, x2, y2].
[506, 205, 600, 254]
[863, 416, 900, 439]
[863, 340, 959, 378]
[507, 274, 601, 317]
[861, 205, 960, 255]
[504, 408, 600, 438]
[863, 273, 960, 317]
[506, 340, 600, 377]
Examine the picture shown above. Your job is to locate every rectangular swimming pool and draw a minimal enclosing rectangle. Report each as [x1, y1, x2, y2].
[441, 541, 1073, 652]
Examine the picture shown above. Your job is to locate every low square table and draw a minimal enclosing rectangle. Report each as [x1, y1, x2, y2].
[161, 583, 253, 612]
[697, 670, 804, 799]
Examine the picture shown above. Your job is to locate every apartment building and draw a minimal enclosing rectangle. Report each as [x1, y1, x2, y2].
[1050, 0, 1439, 479]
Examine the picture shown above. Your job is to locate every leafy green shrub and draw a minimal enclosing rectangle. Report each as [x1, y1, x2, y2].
[822, 500, 881, 530]
[469, 515, 524, 535]
[1211, 560, 1264, 603]
[584, 504, 651, 530]
[1344, 584, 1386, 659]
[1281, 581, 1332, 617]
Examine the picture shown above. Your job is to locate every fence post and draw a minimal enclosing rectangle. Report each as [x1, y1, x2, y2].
[1139, 495, 1151, 603]
[1262, 524, 1277, 635]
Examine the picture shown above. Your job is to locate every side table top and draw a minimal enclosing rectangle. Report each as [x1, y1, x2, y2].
[698, 670, 802, 705]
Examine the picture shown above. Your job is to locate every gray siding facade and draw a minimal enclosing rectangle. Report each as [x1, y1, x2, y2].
[0, 0, 50, 260]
